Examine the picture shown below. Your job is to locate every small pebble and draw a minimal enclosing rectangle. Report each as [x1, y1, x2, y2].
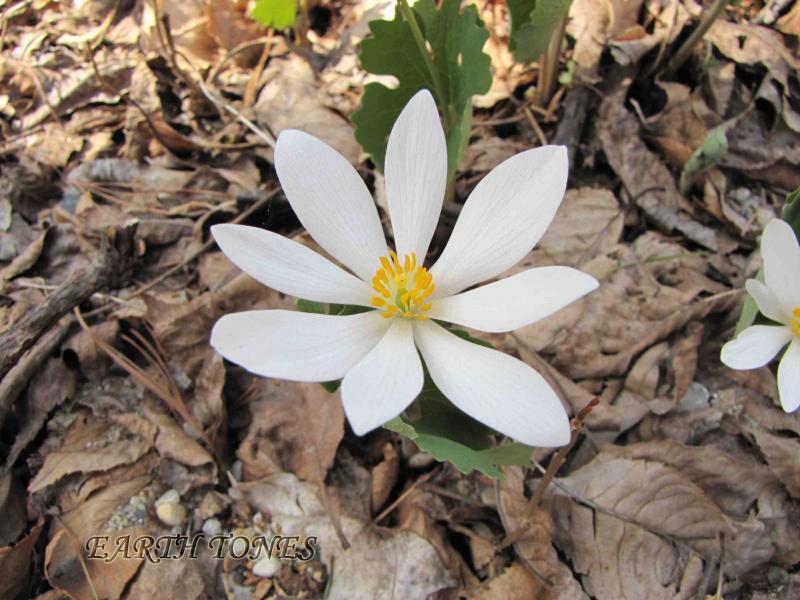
[156, 502, 186, 526]
[252, 555, 282, 578]
[202, 517, 222, 536]
[155, 489, 181, 507]
[407, 452, 435, 469]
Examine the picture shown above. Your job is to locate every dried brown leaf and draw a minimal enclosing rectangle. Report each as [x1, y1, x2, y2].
[606, 440, 774, 517]
[46, 526, 144, 600]
[515, 232, 732, 380]
[598, 89, 733, 252]
[748, 427, 800, 499]
[0, 522, 43, 600]
[497, 466, 588, 599]
[29, 416, 151, 493]
[234, 473, 454, 599]
[237, 381, 344, 483]
[551, 455, 717, 598]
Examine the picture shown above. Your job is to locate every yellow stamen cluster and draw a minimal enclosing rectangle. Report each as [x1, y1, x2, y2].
[371, 251, 435, 320]
[792, 308, 800, 337]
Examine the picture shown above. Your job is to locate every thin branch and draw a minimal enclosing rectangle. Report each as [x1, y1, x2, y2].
[663, 0, 729, 77]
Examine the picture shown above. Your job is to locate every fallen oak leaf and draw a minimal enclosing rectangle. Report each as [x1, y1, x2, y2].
[0, 522, 43, 600]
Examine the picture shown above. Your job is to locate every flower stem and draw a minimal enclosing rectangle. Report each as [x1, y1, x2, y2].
[534, 13, 567, 108]
[663, 0, 729, 77]
[396, 0, 453, 130]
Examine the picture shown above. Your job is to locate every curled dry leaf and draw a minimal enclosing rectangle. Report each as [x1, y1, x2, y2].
[510, 187, 624, 271]
[0, 522, 43, 600]
[370, 441, 399, 514]
[515, 231, 730, 380]
[6, 355, 77, 467]
[747, 425, 800, 499]
[598, 89, 734, 253]
[237, 380, 344, 483]
[495, 465, 588, 599]
[567, 0, 645, 77]
[0, 471, 28, 546]
[29, 415, 152, 494]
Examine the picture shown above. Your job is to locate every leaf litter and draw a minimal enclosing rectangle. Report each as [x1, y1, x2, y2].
[1, 0, 800, 598]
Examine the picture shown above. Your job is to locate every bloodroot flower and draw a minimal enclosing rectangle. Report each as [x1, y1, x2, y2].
[210, 90, 598, 446]
[721, 218, 800, 412]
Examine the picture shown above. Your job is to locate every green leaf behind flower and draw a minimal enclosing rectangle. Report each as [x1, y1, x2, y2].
[385, 412, 533, 479]
[351, 0, 491, 175]
[507, 0, 572, 64]
[251, 0, 297, 29]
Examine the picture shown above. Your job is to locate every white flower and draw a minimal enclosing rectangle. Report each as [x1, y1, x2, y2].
[721, 218, 800, 413]
[210, 90, 598, 446]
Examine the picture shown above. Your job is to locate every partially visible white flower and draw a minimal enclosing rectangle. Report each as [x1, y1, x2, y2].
[210, 90, 599, 447]
[721, 218, 800, 412]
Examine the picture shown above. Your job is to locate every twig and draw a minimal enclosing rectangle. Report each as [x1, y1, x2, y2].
[521, 104, 548, 146]
[534, 14, 567, 108]
[243, 31, 274, 107]
[373, 468, 439, 524]
[196, 78, 276, 148]
[83, 187, 279, 319]
[0, 319, 72, 427]
[396, 0, 452, 129]
[663, 0, 729, 77]
[499, 397, 599, 548]
[0, 224, 137, 381]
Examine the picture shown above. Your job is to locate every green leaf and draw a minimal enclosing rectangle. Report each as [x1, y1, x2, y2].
[781, 186, 800, 241]
[735, 268, 762, 335]
[328, 303, 373, 316]
[385, 414, 533, 479]
[251, 0, 297, 29]
[508, 0, 572, 64]
[352, 0, 491, 173]
[386, 357, 532, 478]
[320, 380, 341, 393]
[679, 127, 728, 193]
[448, 327, 495, 349]
[296, 298, 327, 314]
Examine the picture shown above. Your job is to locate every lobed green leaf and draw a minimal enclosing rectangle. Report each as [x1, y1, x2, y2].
[508, 0, 572, 64]
[351, 0, 491, 173]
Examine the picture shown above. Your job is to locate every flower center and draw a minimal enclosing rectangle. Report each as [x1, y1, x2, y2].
[371, 250, 435, 320]
[792, 308, 800, 337]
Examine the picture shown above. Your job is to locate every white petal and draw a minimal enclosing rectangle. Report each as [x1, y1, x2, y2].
[745, 278, 790, 325]
[413, 320, 570, 446]
[720, 325, 792, 370]
[427, 266, 598, 333]
[762, 219, 800, 312]
[778, 339, 800, 412]
[210, 310, 389, 382]
[212, 224, 373, 305]
[341, 319, 422, 434]
[385, 90, 447, 260]
[275, 130, 387, 281]
[430, 145, 568, 297]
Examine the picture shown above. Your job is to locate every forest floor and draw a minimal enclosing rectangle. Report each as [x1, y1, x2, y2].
[1, 0, 800, 598]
